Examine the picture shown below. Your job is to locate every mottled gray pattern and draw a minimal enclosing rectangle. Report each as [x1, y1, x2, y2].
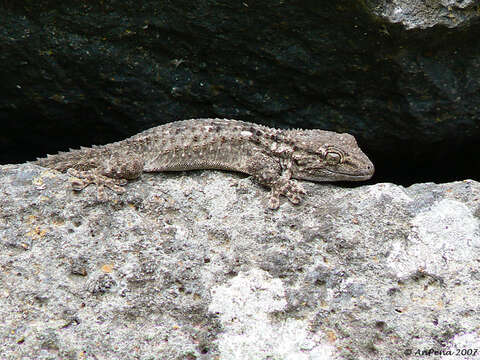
[33, 118, 374, 208]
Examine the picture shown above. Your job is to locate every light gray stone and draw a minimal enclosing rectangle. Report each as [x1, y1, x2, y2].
[1, 164, 479, 359]
[370, 0, 478, 29]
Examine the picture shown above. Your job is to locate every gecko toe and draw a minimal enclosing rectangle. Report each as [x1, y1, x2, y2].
[70, 179, 89, 191]
[105, 183, 127, 194]
[287, 194, 302, 204]
[268, 196, 280, 210]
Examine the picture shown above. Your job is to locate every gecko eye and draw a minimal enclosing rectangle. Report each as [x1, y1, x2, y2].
[325, 152, 341, 164]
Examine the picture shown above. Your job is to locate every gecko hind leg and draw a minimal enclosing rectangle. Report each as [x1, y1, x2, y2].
[67, 168, 128, 199]
[65, 156, 143, 199]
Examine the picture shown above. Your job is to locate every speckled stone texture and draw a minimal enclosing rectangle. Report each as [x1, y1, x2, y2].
[1, 163, 480, 359]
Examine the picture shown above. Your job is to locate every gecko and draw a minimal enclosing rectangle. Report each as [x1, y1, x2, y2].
[33, 118, 374, 209]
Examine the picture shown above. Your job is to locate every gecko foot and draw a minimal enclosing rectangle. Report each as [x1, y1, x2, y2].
[67, 168, 127, 199]
[282, 180, 306, 204]
[268, 179, 306, 209]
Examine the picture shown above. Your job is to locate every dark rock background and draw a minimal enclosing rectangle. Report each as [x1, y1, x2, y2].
[1, 0, 479, 184]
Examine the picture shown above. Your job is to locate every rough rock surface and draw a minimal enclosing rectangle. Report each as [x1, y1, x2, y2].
[1, 1, 480, 183]
[369, 0, 479, 29]
[1, 163, 480, 359]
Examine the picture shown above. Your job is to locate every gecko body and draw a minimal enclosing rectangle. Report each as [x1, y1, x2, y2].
[33, 118, 374, 209]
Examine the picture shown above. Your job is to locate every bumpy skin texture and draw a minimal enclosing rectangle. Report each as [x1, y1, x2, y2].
[33, 118, 374, 209]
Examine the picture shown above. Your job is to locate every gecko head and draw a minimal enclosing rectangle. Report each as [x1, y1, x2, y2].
[289, 130, 374, 182]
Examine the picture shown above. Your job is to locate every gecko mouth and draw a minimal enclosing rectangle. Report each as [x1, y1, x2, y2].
[340, 173, 373, 181]
[299, 170, 374, 182]
[320, 168, 374, 181]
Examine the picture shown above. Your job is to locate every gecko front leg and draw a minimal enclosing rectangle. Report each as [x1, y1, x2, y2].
[247, 154, 305, 209]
